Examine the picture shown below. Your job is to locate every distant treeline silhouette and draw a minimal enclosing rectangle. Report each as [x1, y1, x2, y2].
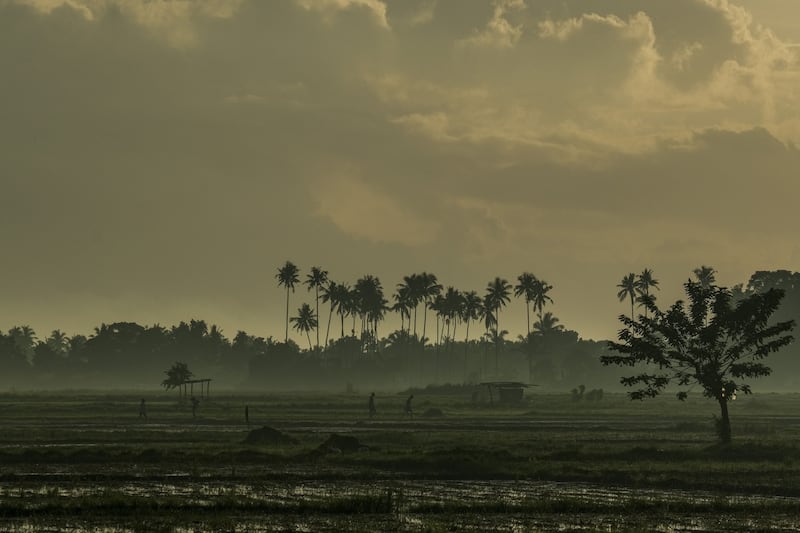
[0, 269, 798, 390]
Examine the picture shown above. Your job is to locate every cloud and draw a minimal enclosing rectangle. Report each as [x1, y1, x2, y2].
[458, 0, 525, 49]
[310, 169, 439, 247]
[294, 0, 389, 29]
[11, 0, 244, 47]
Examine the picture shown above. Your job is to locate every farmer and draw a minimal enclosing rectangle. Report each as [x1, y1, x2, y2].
[191, 396, 200, 418]
[368, 393, 376, 419]
[139, 398, 147, 420]
[404, 394, 414, 419]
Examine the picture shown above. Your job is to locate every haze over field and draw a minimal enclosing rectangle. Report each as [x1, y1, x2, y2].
[2, 0, 799, 342]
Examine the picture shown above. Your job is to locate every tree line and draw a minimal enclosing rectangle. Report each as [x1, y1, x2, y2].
[1, 267, 798, 394]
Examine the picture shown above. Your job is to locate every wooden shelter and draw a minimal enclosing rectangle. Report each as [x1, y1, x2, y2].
[479, 381, 533, 405]
[177, 378, 212, 399]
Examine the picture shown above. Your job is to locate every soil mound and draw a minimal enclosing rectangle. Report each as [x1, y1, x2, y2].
[317, 434, 369, 454]
[422, 407, 444, 418]
[243, 426, 298, 445]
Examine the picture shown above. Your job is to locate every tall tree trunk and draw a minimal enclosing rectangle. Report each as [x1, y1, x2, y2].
[630, 296, 634, 322]
[413, 306, 418, 337]
[285, 288, 290, 343]
[340, 312, 345, 338]
[526, 299, 531, 338]
[495, 309, 500, 376]
[422, 304, 428, 346]
[464, 320, 471, 384]
[325, 303, 334, 348]
[306, 331, 312, 351]
[718, 397, 731, 443]
[315, 287, 320, 350]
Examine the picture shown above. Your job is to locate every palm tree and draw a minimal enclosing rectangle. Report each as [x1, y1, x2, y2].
[693, 265, 717, 289]
[276, 261, 300, 342]
[333, 282, 353, 338]
[617, 273, 637, 321]
[460, 291, 482, 382]
[46, 329, 69, 356]
[391, 285, 412, 334]
[304, 266, 329, 350]
[531, 278, 554, 321]
[9, 325, 36, 362]
[533, 312, 564, 334]
[419, 272, 442, 346]
[514, 272, 538, 337]
[635, 268, 659, 318]
[485, 277, 511, 374]
[290, 303, 318, 351]
[398, 274, 423, 337]
[320, 281, 336, 347]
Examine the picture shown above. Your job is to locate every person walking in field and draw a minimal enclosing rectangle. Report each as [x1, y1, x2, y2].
[368, 393, 376, 419]
[139, 398, 147, 420]
[404, 394, 414, 419]
[191, 396, 199, 418]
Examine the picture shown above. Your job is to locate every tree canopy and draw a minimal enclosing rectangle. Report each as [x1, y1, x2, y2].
[603, 273, 795, 442]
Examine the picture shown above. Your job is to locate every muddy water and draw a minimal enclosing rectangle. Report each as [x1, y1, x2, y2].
[2, 479, 799, 532]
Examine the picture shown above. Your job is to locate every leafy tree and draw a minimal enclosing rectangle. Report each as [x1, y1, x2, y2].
[290, 303, 318, 351]
[616, 273, 637, 322]
[693, 265, 717, 289]
[602, 274, 795, 443]
[305, 266, 329, 350]
[276, 261, 300, 342]
[162, 361, 193, 393]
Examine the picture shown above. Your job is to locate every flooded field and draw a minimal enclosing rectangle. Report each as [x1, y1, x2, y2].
[1, 391, 799, 531]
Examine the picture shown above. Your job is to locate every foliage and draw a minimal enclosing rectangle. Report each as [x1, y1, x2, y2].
[603, 271, 795, 442]
[162, 361, 193, 390]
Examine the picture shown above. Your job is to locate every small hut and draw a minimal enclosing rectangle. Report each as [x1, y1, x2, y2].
[479, 381, 532, 405]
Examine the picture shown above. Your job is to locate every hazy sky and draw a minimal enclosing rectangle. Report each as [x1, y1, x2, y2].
[2, 0, 799, 343]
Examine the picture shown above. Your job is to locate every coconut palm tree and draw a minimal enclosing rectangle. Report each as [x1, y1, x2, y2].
[304, 266, 329, 350]
[533, 312, 564, 334]
[276, 261, 300, 342]
[514, 272, 538, 337]
[391, 285, 412, 334]
[46, 329, 69, 357]
[485, 277, 511, 374]
[693, 265, 717, 289]
[460, 290, 482, 382]
[397, 274, 423, 337]
[635, 268, 659, 318]
[531, 278, 554, 322]
[328, 282, 352, 339]
[617, 273, 637, 321]
[419, 272, 442, 346]
[290, 303, 318, 351]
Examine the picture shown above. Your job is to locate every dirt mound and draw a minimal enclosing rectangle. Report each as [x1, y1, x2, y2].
[243, 426, 298, 445]
[422, 407, 444, 418]
[317, 434, 369, 454]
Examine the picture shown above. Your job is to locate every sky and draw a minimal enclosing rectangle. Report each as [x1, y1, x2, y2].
[1, 0, 799, 343]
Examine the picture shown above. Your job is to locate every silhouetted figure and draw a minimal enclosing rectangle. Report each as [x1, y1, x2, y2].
[245, 405, 250, 426]
[368, 393, 376, 419]
[139, 398, 147, 420]
[404, 394, 414, 419]
[191, 396, 199, 418]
